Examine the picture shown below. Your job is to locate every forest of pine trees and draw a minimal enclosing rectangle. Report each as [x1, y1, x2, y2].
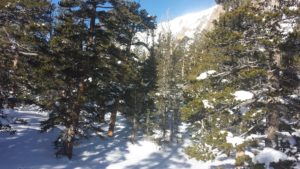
[1, 0, 300, 168]
[0, 0, 157, 159]
[182, 0, 300, 168]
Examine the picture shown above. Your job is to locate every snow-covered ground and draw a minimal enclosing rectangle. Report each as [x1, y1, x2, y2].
[0, 106, 235, 169]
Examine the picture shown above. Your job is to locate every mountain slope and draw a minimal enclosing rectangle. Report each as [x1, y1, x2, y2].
[135, 5, 223, 45]
[156, 5, 223, 39]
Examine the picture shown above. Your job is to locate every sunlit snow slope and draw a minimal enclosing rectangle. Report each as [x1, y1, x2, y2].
[136, 5, 223, 44]
[156, 5, 223, 39]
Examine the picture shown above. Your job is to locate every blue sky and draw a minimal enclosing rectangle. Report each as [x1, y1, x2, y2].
[138, 0, 216, 21]
[52, 0, 216, 21]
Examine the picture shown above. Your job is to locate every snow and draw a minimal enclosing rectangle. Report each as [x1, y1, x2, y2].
[245, 151, 255, 159]
[238, 106, 250, 115]
[294, 162, 300, 169]
[202, 99, 214, 109]
[279, 17, 296, 35]
[292, 129, 300, 137]
[226, 132, 244, 147]
[278, 131, 296, 146]
[232, 91, 254, 101]
[136, 5, 220, 45]
[254, 148, 288, 168]
[105, 99, 115, 106]
[246, 134, 267, 140]
[157, 5, 219, 39]
[0, 106, 236, 169]
[290, 94, 300, 99]
[196, 70, 217, 80]
[221, 79, 229, 83]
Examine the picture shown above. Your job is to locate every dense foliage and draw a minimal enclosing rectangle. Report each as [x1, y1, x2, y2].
[1, 0, 300, 167]
[0, 0, 156, 159]
[183, 0, 300, 167]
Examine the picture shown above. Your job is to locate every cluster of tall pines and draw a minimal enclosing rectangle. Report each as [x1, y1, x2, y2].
[0, 0, 157, 159]
[1, 0, 300, 167]
[180, 0, 300, 167]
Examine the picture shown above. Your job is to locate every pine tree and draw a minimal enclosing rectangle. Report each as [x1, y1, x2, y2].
[0, 0, 53, 106]
[37, 0, 156, 158]
[0, 0, 53, 133]
[153, 28, 188, 144]
[104, 1, 156, 141]
[183, 0, 300, 166]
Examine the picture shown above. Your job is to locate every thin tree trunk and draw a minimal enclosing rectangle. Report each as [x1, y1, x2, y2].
[265, 49, 281, 148]
[88, 1, 96, 46]
[130, 115, 137, 143]
[98, 108, 105, 123]
[146, 109, 150, 136]
[0, 98, 3, 109]
[107, 100, 118, 137]
[181, 57, 185, 80]
[63, 81, 84, 159]
[162, 104, 167, 140]
[169, 110, 174, 142]
[64, 125, 75, 159]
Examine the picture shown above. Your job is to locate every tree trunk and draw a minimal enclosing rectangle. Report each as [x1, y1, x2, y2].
[7, 97, 16, 109]
[130, 115, 137, 143]
[88, 1, 96, 46]
[62, 110, 79, 159]
[169, 110, 174, 142]
[265, 103, 279, 148]
[64, 126, 75, 159]
[146, 109, 150, 136]
[0, 97, 4, 109]
[181, 57, 185, 80]
[107, 100, 118, 137]
[98, 108, 105, 123]
[161, 104, 167, 140]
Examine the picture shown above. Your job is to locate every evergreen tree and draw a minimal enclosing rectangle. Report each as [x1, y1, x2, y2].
[105, 1, 156, 142]
[37, 0, 156, 158]
[153, 29, 188, 144]
[0, 0, 53, 106]
[0, 0, 53, 132]
[183, 0, 300, 167]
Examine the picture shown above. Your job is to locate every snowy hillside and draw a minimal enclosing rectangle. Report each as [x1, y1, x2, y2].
[156, 5, 222, 39]
[136, 5, 223, 45]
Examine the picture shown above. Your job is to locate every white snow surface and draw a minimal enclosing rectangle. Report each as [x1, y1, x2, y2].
[196, 70, 217, 80]
[202, 99, 214, 109]
[226, 132, 244, 147]
[136, 5, 220, 45]
[254, 148, 289, 168]
[0, 106, 236, 169]
[294, 162, 300, 169]
[157, 5, 219, 39]
[233, 91, 254, 101]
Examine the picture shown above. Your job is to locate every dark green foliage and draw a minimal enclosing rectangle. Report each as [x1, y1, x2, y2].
[182, 0, 300, 163]
[0, 0, 53, 103]
[1, 0, 156, 159]
[235, 155, 252, 167]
